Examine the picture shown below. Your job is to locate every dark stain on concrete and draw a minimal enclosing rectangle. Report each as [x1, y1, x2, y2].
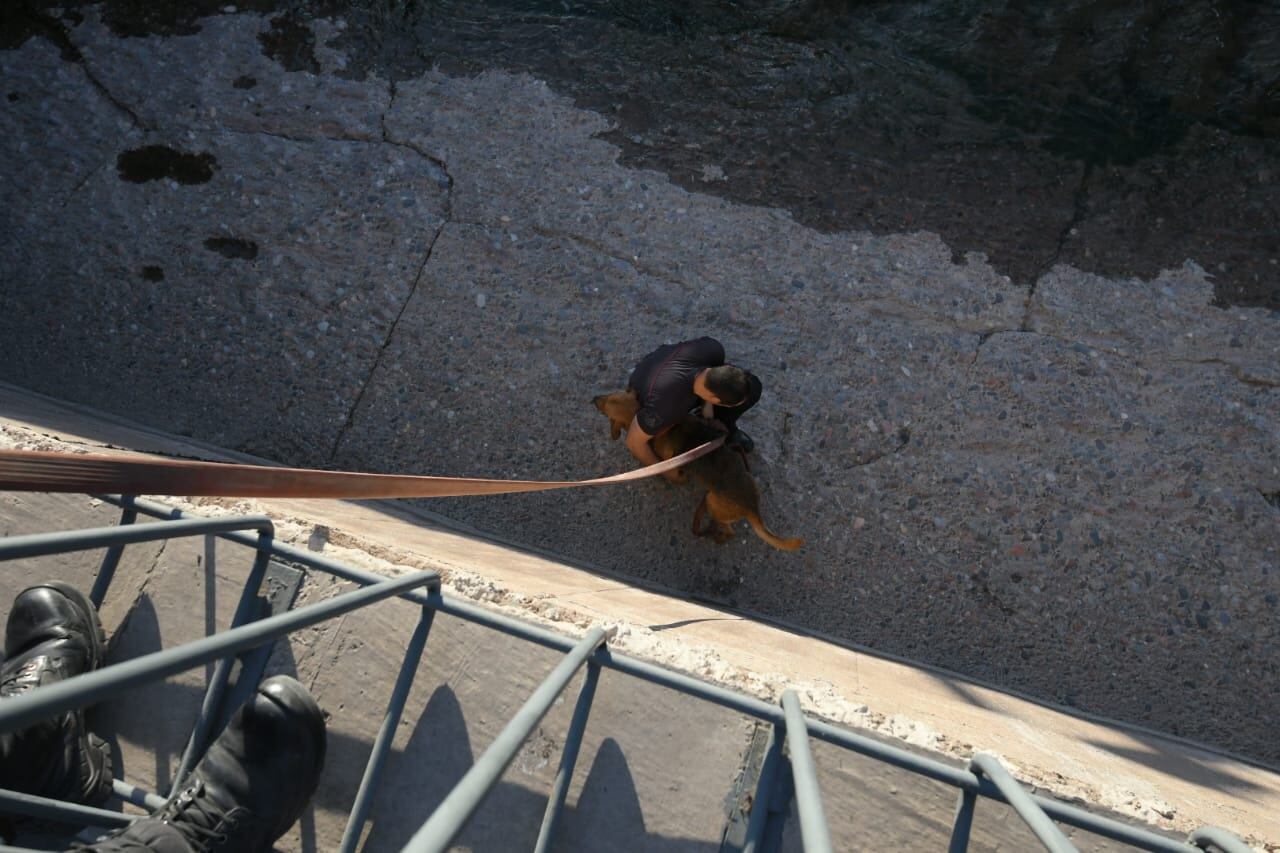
[95, 1, 258, 39]
[6, 92, 18, 102]
[117, 145, 217, 184]
[203, 236, 259, 260]
[258, 13, 319, 74]
[232, 74, 257, 89]
[309, 0, 1280, 310]
[139, 265, 165, 281]
[16, 0, 1278, 308]
[0, 2, 82, 61]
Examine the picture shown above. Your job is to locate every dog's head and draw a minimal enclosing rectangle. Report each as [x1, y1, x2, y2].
[592, 390, 639, 440]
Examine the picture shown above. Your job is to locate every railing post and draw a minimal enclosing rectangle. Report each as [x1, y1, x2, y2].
[742, 724, 790, 853]
[534, 662, 601, 853]
[780, 691, 833, 853]
[89, 504, 136, 607]
[0, 787, 134, 828]
[947, 790, 977, 853]
[170, 538, 274, 795]
[339, 604, 437, 853]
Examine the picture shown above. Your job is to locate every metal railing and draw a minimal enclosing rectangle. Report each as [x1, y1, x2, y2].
[0, 494, 1255, 853]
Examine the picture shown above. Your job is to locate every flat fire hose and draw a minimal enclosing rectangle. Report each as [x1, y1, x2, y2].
[0, 438, 723, 500]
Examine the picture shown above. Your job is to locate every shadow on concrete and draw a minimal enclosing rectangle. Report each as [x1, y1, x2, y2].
[360, 685, 548, 851]
[923, 670, 996, 713]
[1083, 734, 1266, 795]
[359, 686, 471, 851]
[559, 737, 645, 853]
[358, 689, 722, 852]
[648, 617, 742, 632]
[98, 592, 187, 795]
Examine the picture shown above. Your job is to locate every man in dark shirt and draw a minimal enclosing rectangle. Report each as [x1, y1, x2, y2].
[624, 336, 761, 482]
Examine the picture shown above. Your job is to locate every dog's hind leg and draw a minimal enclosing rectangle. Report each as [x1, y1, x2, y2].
[712, 523, 736, 544]
[692, 494, 711, 537]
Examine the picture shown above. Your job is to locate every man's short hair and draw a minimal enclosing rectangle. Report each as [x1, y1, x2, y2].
[705, 365, 750, 406]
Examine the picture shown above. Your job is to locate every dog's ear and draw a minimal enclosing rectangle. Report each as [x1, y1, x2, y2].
[610, 422, 622, 440]
[593, 395, 608, 413]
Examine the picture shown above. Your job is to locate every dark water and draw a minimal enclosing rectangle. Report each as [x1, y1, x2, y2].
[6, 0, 1280, 306]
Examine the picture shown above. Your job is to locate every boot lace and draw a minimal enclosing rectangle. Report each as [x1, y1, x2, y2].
[0, 656, 51, 696]
[159, 781, 237, 852]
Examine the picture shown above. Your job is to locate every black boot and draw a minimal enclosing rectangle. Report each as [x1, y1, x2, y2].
[82, 676, 326, 853]
[727, 429, 754, 453]
[0, 582, 111, 805]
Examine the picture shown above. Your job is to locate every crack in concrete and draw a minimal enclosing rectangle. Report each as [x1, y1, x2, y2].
[1172, 358, 1279, 389]
[217, 126, 373, 146]
[106, 538, 168, 657]
[967, 327, 1037, 373]
[326, 83, 457, 464]
[31, 9, 150, 131]
[326, 218, 448, 464]
[1024, 162, 1093, 331]
[77, 52, 149, 130]
[382, 80, 456, 208]
[59, 160, 106, 209]
[526, 222, 691, 292]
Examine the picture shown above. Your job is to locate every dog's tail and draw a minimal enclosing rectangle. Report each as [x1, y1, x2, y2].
[746, 511, 803, 552]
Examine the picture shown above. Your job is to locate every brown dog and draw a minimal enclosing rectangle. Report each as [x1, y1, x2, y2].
[592, 390, 803, 551]
[593, 388, 640, 441]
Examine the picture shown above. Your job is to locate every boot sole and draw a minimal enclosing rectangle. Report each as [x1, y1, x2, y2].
[76, 730, 114, 806]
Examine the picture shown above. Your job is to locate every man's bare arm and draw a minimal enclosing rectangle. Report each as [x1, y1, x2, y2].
[625, 418, 661, 467]
[625, 417, 683, 483]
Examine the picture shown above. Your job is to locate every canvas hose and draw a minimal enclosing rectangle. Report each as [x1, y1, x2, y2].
[0, 439, 723, 500]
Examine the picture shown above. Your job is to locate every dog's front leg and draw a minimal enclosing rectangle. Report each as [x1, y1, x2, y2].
[691, 493, 710, 536]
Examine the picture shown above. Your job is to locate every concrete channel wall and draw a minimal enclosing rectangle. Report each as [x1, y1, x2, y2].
[2, 7, 1277, 772]
[1, 385, 1276, 850]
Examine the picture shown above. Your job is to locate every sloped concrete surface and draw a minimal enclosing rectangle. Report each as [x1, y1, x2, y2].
[0, 6, 1277, 772]
[1, 388, 1276, 850]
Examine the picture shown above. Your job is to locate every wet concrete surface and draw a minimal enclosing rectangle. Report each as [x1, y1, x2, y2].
[9, 0, 1278, 308]
[1, 3, 1278, 769]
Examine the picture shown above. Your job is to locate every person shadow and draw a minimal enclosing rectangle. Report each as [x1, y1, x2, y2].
[553, 738, 648, 853]
[360, 685, 547, 851]
[358, 686, 713, 852]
